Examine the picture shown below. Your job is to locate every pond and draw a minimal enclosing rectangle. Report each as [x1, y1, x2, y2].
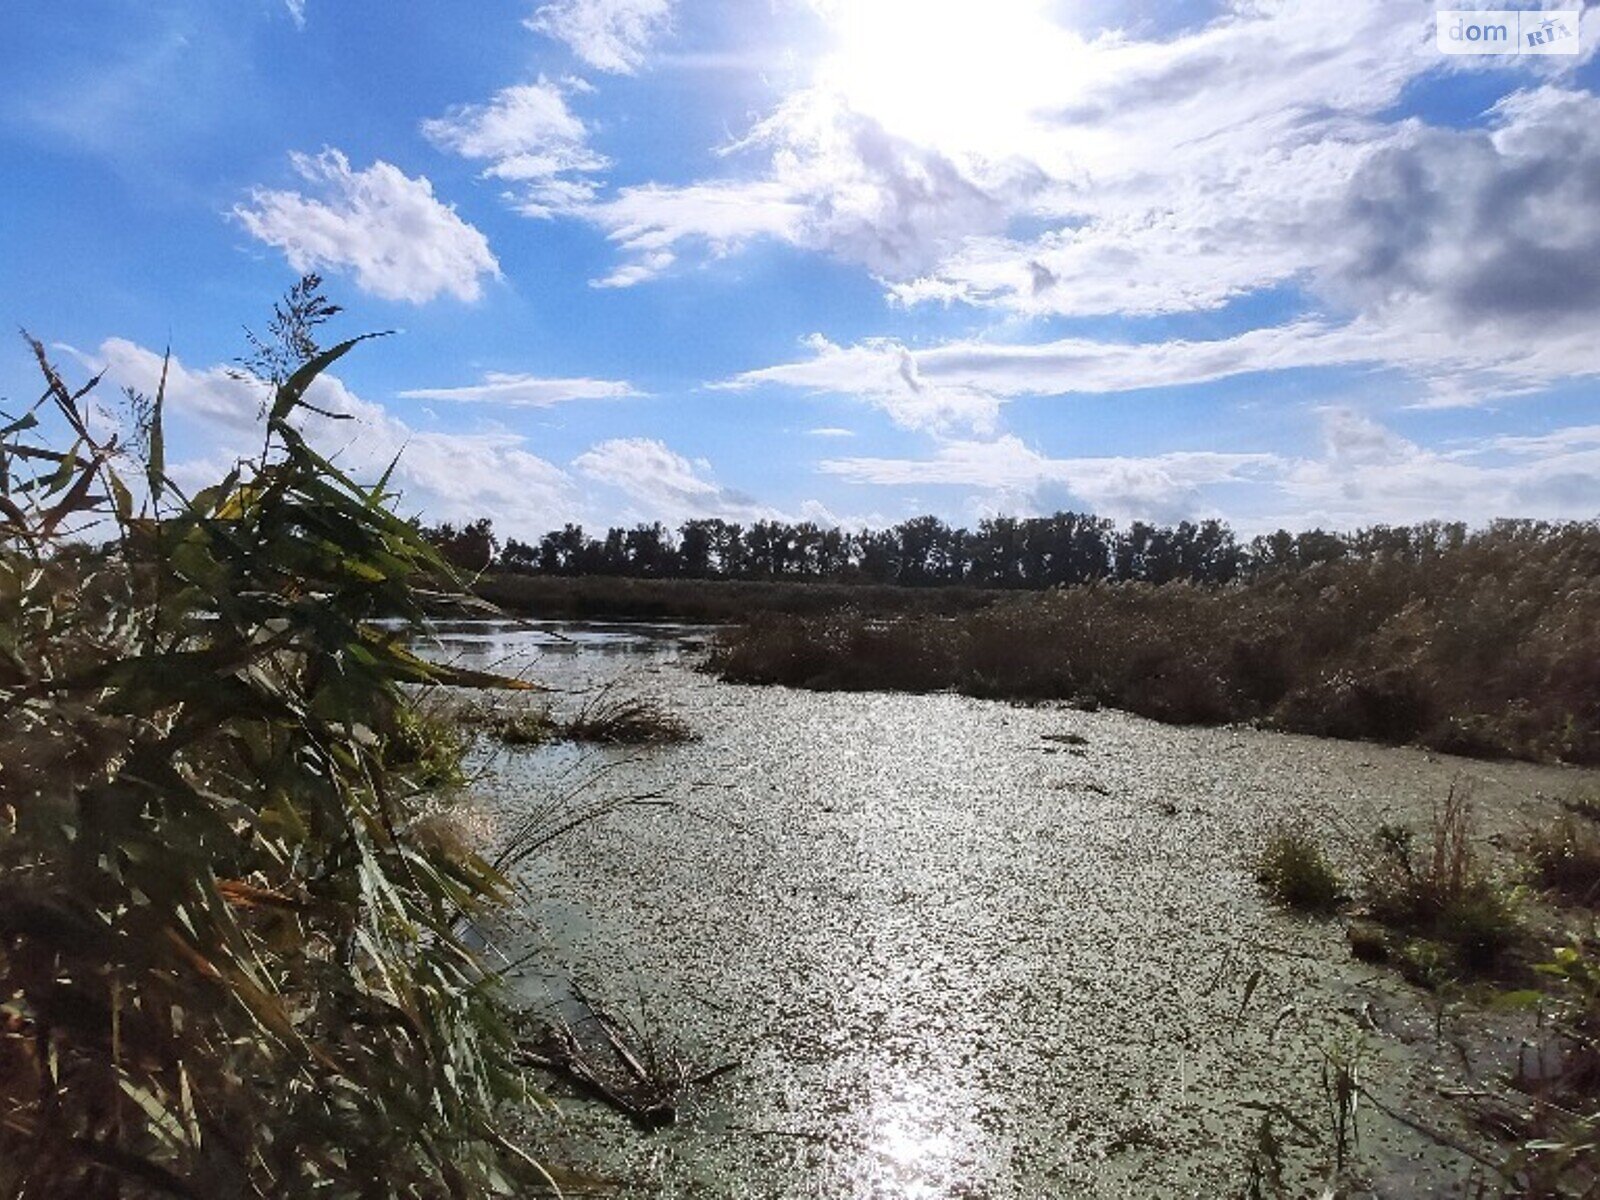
[423, 619, 1598, 1198]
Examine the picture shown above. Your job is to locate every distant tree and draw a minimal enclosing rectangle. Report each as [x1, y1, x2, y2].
[421, 517, 498, 573]
[624, 522, 676, 576]
[598, 527, 628, 574]
[535, 523, 591, 574]
[500, 537, 539, 573]
[678, 520, 715, 578]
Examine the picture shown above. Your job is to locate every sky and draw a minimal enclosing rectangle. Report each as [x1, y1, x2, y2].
[3, 0, 1599, 540]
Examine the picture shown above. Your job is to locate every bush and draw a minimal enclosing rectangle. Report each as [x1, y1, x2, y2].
[1255, 825, 1342, 913]
[0, 293, 544, 1197]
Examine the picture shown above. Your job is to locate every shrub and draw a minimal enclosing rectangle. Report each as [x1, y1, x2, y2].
[0, 293, 544, 1197]
[1255, 825, 1342, 913]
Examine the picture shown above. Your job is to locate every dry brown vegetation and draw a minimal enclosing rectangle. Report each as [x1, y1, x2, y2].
[474, 571, 1004, 622]
[709, 522, 1600, 764]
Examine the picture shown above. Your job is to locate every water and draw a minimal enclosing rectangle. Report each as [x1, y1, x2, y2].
[425, 620, 1598, 1198]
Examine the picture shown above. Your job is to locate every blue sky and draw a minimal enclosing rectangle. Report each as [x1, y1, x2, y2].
[3, 0, 1598, 539]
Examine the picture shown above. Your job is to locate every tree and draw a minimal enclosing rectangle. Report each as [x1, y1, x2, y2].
[421, 517, 498, 573]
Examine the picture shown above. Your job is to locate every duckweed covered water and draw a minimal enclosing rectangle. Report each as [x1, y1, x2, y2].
[428, 620, 1599, 1198]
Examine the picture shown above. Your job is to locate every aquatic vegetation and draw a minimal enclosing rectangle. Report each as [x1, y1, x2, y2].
[486, 706, 561, 747]
[0, 288, 549, 1198]
[1562, 791, 1600, 824]
[1501, 939, 1600, 1195]
[1320, 1033, 1365, 1179]
[1254, 824, 1343, 913]
[1527, 815, 1600, 907]
[385, 701, 471, 788]
[708, 529, 1600, 763]
[513, 985, 737, 1131]
[564, 693, 695, 745]
[1360, 787, 1523, 975]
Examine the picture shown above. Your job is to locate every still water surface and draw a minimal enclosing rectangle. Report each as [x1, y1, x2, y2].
[424, 619, 1597, 1198]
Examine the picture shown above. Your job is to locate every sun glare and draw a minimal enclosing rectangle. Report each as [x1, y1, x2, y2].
[819, 0, 1070, 153]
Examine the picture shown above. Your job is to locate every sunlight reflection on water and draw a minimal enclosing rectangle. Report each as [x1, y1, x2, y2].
[421, 618, 1598, 1198]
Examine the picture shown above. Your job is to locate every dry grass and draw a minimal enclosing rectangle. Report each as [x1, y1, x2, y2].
[564, 694, 695, 746]
[709, 525, 1600, 764]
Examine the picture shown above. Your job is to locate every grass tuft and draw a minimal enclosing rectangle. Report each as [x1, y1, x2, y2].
[565, 694, 695, 746]
[1255, 824, 1342, 913]
[1527, 815, 1600, 907]
[1361, 786, 1522, 975]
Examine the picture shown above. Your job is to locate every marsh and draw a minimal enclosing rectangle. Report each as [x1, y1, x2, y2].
[430, 620, 1599, 1198]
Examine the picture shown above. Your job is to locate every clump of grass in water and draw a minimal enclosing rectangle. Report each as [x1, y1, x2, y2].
[565, 693, 695, 745]
[1255, 822, 1342, 913]
[1527, 814, 1600, 908]
[489, 707, 559, 746]
[1360, 785, 1522, 975]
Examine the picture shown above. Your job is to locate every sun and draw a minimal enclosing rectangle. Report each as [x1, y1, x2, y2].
[815, 0, 1072, 154]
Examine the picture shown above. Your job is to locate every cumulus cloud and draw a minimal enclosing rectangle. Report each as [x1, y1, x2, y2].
[400, 372, 639, 407]
[422, 79, 608, 215]
[1326, 87, 1600, 334]
[234, 150, 500, 304]
[716, 333, 1001, 433]
[573, 437, 774, 522]
[816, 411, 1600, 530]
[583, 90, 1040, 286]
[73, 339, 579, 536]
[821, 436, 1274, 524]
[527, 0, 673, 74]
[567, 2, 1599, 408]
[1281, 407, 1600, 528]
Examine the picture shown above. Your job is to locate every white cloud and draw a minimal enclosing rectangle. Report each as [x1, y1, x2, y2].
[284, 0, 306, 29]
[570, 2, 1600, 408]
[1281, 407, 1600, 528]
[806, 427, 854, 438]
[815, 412, 1600, 530]
[585, 179, 808, 286]
[422, 79, 608, 215]
[75, 339, 579, 537]
[821, 435, 1274, 523]
[723, 292, 1600, 424]
[573, 437, 775, 522]
[234, 150, 500, 304]
[85, 338, 266, 435]
[527, 0, 673, 74]
[399, 371, 639, 407]
[716, 333, 1001, 433]
[581, 88, 1039, 286]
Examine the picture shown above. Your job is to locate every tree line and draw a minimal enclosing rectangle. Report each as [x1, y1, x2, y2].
[408, 512, 1555, 589]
